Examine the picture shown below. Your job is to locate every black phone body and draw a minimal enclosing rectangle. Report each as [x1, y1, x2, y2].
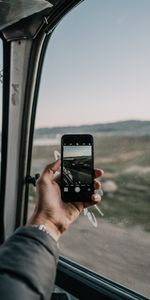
[61, 134, 94, 202]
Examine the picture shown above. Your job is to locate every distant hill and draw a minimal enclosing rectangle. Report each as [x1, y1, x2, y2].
[34, 120, 150, 138]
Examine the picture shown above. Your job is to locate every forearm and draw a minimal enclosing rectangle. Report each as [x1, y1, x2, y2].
[0, 227, 59, 300]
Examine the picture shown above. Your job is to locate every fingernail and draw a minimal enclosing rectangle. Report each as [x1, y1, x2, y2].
[94, 194, 100, 200]
[101, 169, 104, 175]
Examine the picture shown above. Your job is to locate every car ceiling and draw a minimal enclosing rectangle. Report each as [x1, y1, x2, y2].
[0, 0, 64, 30]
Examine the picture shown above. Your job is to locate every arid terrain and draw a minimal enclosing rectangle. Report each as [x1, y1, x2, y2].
[28, 133, 150, 298]
[60, 217, 150, 298]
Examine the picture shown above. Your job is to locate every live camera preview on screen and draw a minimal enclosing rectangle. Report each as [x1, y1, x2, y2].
[63, 145, 92, 187]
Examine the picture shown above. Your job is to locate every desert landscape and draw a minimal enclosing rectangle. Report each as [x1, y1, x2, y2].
[28, 121, 150, 298]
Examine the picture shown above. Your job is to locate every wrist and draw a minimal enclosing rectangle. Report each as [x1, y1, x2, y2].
[43, 220, 62, 241]
[27, 215, 62, 242]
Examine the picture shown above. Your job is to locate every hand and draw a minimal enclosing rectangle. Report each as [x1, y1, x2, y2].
[27, 160, 104, 241]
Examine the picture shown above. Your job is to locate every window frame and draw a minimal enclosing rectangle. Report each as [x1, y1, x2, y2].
[24, 2, 149, 299]
[56, 256, 148, 300]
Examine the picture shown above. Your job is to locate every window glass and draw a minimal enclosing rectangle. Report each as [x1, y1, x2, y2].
[0, 39, 3, 171]
[28, 1, 150, 297]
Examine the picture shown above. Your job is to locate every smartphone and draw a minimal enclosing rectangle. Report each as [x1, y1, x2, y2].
[61, 134, 94, 202]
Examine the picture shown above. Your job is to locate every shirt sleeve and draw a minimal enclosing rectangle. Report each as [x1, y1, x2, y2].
[0, 226, 59, 300]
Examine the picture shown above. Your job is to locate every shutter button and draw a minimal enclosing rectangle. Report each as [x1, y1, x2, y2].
[75, 187, 80, 193]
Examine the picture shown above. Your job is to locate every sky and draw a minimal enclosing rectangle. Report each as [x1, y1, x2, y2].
[1, 0, 150, 128]
[64, 145, 91, 158]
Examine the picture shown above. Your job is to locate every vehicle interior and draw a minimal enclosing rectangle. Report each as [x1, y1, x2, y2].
[0, 0, 149, 299]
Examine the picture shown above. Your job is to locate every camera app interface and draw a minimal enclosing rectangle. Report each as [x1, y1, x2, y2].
[63, 144, 93, 194]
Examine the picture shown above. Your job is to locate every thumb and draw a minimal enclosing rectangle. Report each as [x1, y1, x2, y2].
[49, 159, 61, 173]
[42, 159, 61, 179]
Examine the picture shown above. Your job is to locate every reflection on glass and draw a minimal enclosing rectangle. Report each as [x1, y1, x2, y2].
[63, 145, 92, 185]
[29, 1, 150, 297]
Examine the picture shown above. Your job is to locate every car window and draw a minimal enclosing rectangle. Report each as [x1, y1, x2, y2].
[0, 39, 3, 172]
[28, 1, 150, 297]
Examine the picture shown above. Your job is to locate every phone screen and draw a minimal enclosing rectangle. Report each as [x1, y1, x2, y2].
[61, 135, 94, 202]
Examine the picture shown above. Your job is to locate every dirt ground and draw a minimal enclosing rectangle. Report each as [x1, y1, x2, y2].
[28, 202, 150, 298]
[30, 138, 150, 297]
[59, 216, 150, 298]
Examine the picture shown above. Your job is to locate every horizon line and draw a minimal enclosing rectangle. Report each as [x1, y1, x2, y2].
[35, 118, 150, 130]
